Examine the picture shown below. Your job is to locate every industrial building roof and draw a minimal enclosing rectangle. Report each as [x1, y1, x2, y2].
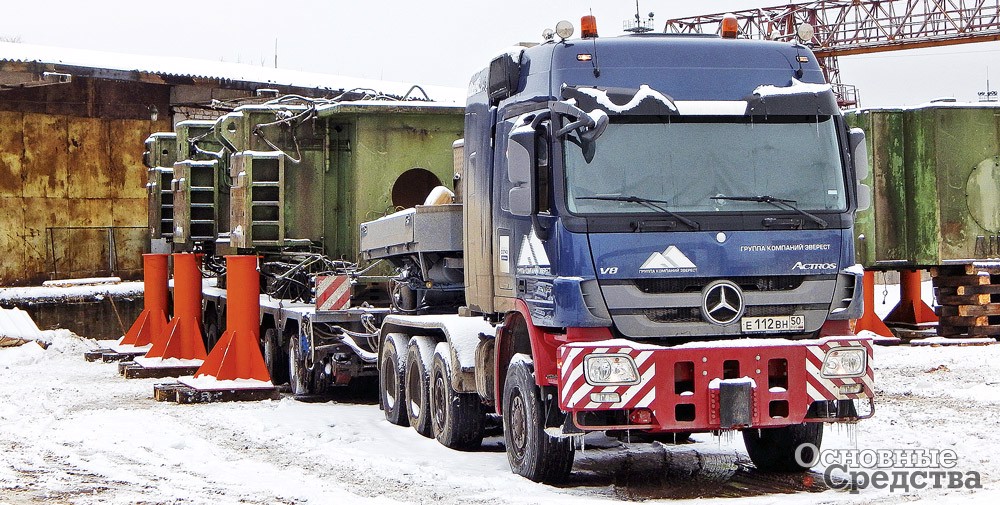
[0, 41, 464, 103]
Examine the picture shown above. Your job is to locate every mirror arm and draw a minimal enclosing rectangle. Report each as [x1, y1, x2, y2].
[532, 215, 551, 241]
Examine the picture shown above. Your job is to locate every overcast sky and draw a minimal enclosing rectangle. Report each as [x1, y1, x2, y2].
[2, 0, 999, 107]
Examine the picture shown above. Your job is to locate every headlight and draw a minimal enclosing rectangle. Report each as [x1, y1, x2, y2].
[584, 354, 639, 385]
[821, 347, 867, 378]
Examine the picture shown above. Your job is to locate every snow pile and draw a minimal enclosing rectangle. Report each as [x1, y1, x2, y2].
[0, 307, 44, 341]
[0, 340, 46, 367]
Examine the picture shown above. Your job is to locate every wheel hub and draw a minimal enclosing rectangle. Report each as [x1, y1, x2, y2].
[510, 392, 527, 455]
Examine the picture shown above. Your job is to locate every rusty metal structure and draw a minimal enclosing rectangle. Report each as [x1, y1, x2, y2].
[664, 0, 1000, 106]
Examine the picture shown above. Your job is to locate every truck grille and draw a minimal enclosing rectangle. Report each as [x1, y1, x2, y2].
[641, 304, 814, 323]
[633, 276, 804, 294]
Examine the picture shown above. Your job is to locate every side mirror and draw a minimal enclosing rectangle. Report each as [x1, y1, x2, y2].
[488, 53, 521, 106]
[507, 125, 537, 217]
[849, 127, 871, 212]
[856, 181, 871, 211]
[849, 127, 869, 182]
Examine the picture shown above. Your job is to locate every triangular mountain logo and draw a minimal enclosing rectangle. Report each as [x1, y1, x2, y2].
[640, 246, 696, 271]
[515, 228, 551, 274]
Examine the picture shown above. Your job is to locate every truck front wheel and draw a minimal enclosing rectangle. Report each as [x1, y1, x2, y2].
[430, 350, 483, 450]
[743, 422, 823, 472]
[379, 333, 409, 426]
[502, 357, 574, 483]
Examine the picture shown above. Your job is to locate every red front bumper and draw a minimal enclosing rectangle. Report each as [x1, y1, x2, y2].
[557, 336, 874, 432]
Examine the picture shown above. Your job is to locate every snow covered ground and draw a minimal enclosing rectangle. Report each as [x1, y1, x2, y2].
[0, 284, 998, 504]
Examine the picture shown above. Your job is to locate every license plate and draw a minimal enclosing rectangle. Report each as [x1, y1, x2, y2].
[741, 315, 805, 333]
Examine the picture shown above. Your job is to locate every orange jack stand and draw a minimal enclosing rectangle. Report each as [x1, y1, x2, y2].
[884, 269, 938, 326]
[194, 256, 270, 382]
[146, 254, 208, 360]
[854, 270, 894, 338]
[119, 254, 169, 347]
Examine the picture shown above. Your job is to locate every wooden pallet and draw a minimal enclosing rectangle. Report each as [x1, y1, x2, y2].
[118, 361, 201, 379]
[153, 382, 280, 404]
[931, 264, 1000, 338]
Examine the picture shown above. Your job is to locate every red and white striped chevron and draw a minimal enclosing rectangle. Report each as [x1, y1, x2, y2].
[560, 346, 658, 410]
[805, 338, 875, 401]
[315, 275, 351, 312]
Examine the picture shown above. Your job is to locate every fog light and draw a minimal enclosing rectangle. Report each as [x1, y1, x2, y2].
[630, 408, 653, 425]
[590, 392, 620, 403]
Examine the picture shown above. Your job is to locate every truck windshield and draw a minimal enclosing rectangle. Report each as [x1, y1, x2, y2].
[564, 116, 847, 215]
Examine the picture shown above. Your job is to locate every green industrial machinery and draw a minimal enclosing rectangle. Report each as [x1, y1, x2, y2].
[220, 100, 464, 261]
[143, 132, 178, 241]
[172, 120, 227, 250]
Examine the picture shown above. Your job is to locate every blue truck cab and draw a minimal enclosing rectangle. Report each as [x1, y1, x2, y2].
[461, 19, 874, 481]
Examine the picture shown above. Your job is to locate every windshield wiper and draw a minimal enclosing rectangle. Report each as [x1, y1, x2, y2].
[577, 195, 700, 230]
[711, 195, 828, 229]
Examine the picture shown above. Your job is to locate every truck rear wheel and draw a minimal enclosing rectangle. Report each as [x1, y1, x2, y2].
[743, 422, 823, 472]
[263, 328, 288, 385]
[404, 337, 434, 437]
[379, 333, 409, 427]
[502, 357, 574, 483]
[430, 350, 483, 450]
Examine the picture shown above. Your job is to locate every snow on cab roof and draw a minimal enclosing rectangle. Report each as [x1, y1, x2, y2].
[0, 41, 464, 103]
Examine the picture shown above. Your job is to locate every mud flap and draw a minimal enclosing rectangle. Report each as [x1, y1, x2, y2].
[720, 381, 753, 428]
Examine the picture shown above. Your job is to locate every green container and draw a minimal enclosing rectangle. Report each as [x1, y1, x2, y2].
[848, 104, 1000, 267]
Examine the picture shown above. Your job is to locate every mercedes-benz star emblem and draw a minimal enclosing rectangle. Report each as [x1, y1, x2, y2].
[701, 280, 745, 325]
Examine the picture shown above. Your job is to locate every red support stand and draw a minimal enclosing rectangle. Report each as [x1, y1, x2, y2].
[119, 254, 169, 347]
[194, 256, 270, 382]
[854, 270, 895, 338]
[884, 269, 938, 326]
[146, 253, 208, 360]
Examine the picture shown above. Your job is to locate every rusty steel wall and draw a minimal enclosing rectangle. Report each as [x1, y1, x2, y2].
[0, 110, 171, 285]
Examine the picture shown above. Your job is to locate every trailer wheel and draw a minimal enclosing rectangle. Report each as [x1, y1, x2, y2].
[404, 337, 434, 437]
[288, 333, 312, 396]
[502, 357, 574, 483]
[204, 321, 220, 353]
[379, 333, 409, 427]
[743, 422, 823, 472]
[430, 350, 483, 450]
[263, 328, 288, 385]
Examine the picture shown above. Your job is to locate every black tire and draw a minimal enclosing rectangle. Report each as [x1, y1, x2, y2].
[263, 327, 288, 385]
[743, 423, 823, 472]
[404, 338, 433, 437]
[502, 358, 574, 483]
[430, 350, 484, 450]
[379, 333, 409, 427]
[288, 333, 312, 396]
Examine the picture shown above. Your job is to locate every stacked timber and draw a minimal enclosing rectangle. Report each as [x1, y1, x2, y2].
[931, 264, 1000, 338]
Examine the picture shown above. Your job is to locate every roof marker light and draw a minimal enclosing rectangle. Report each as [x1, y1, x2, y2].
[721, 13, 739, 39]
[581, 15, 599, 38]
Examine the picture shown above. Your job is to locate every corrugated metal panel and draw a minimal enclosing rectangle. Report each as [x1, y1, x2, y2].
[0, 41, 464, 103]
